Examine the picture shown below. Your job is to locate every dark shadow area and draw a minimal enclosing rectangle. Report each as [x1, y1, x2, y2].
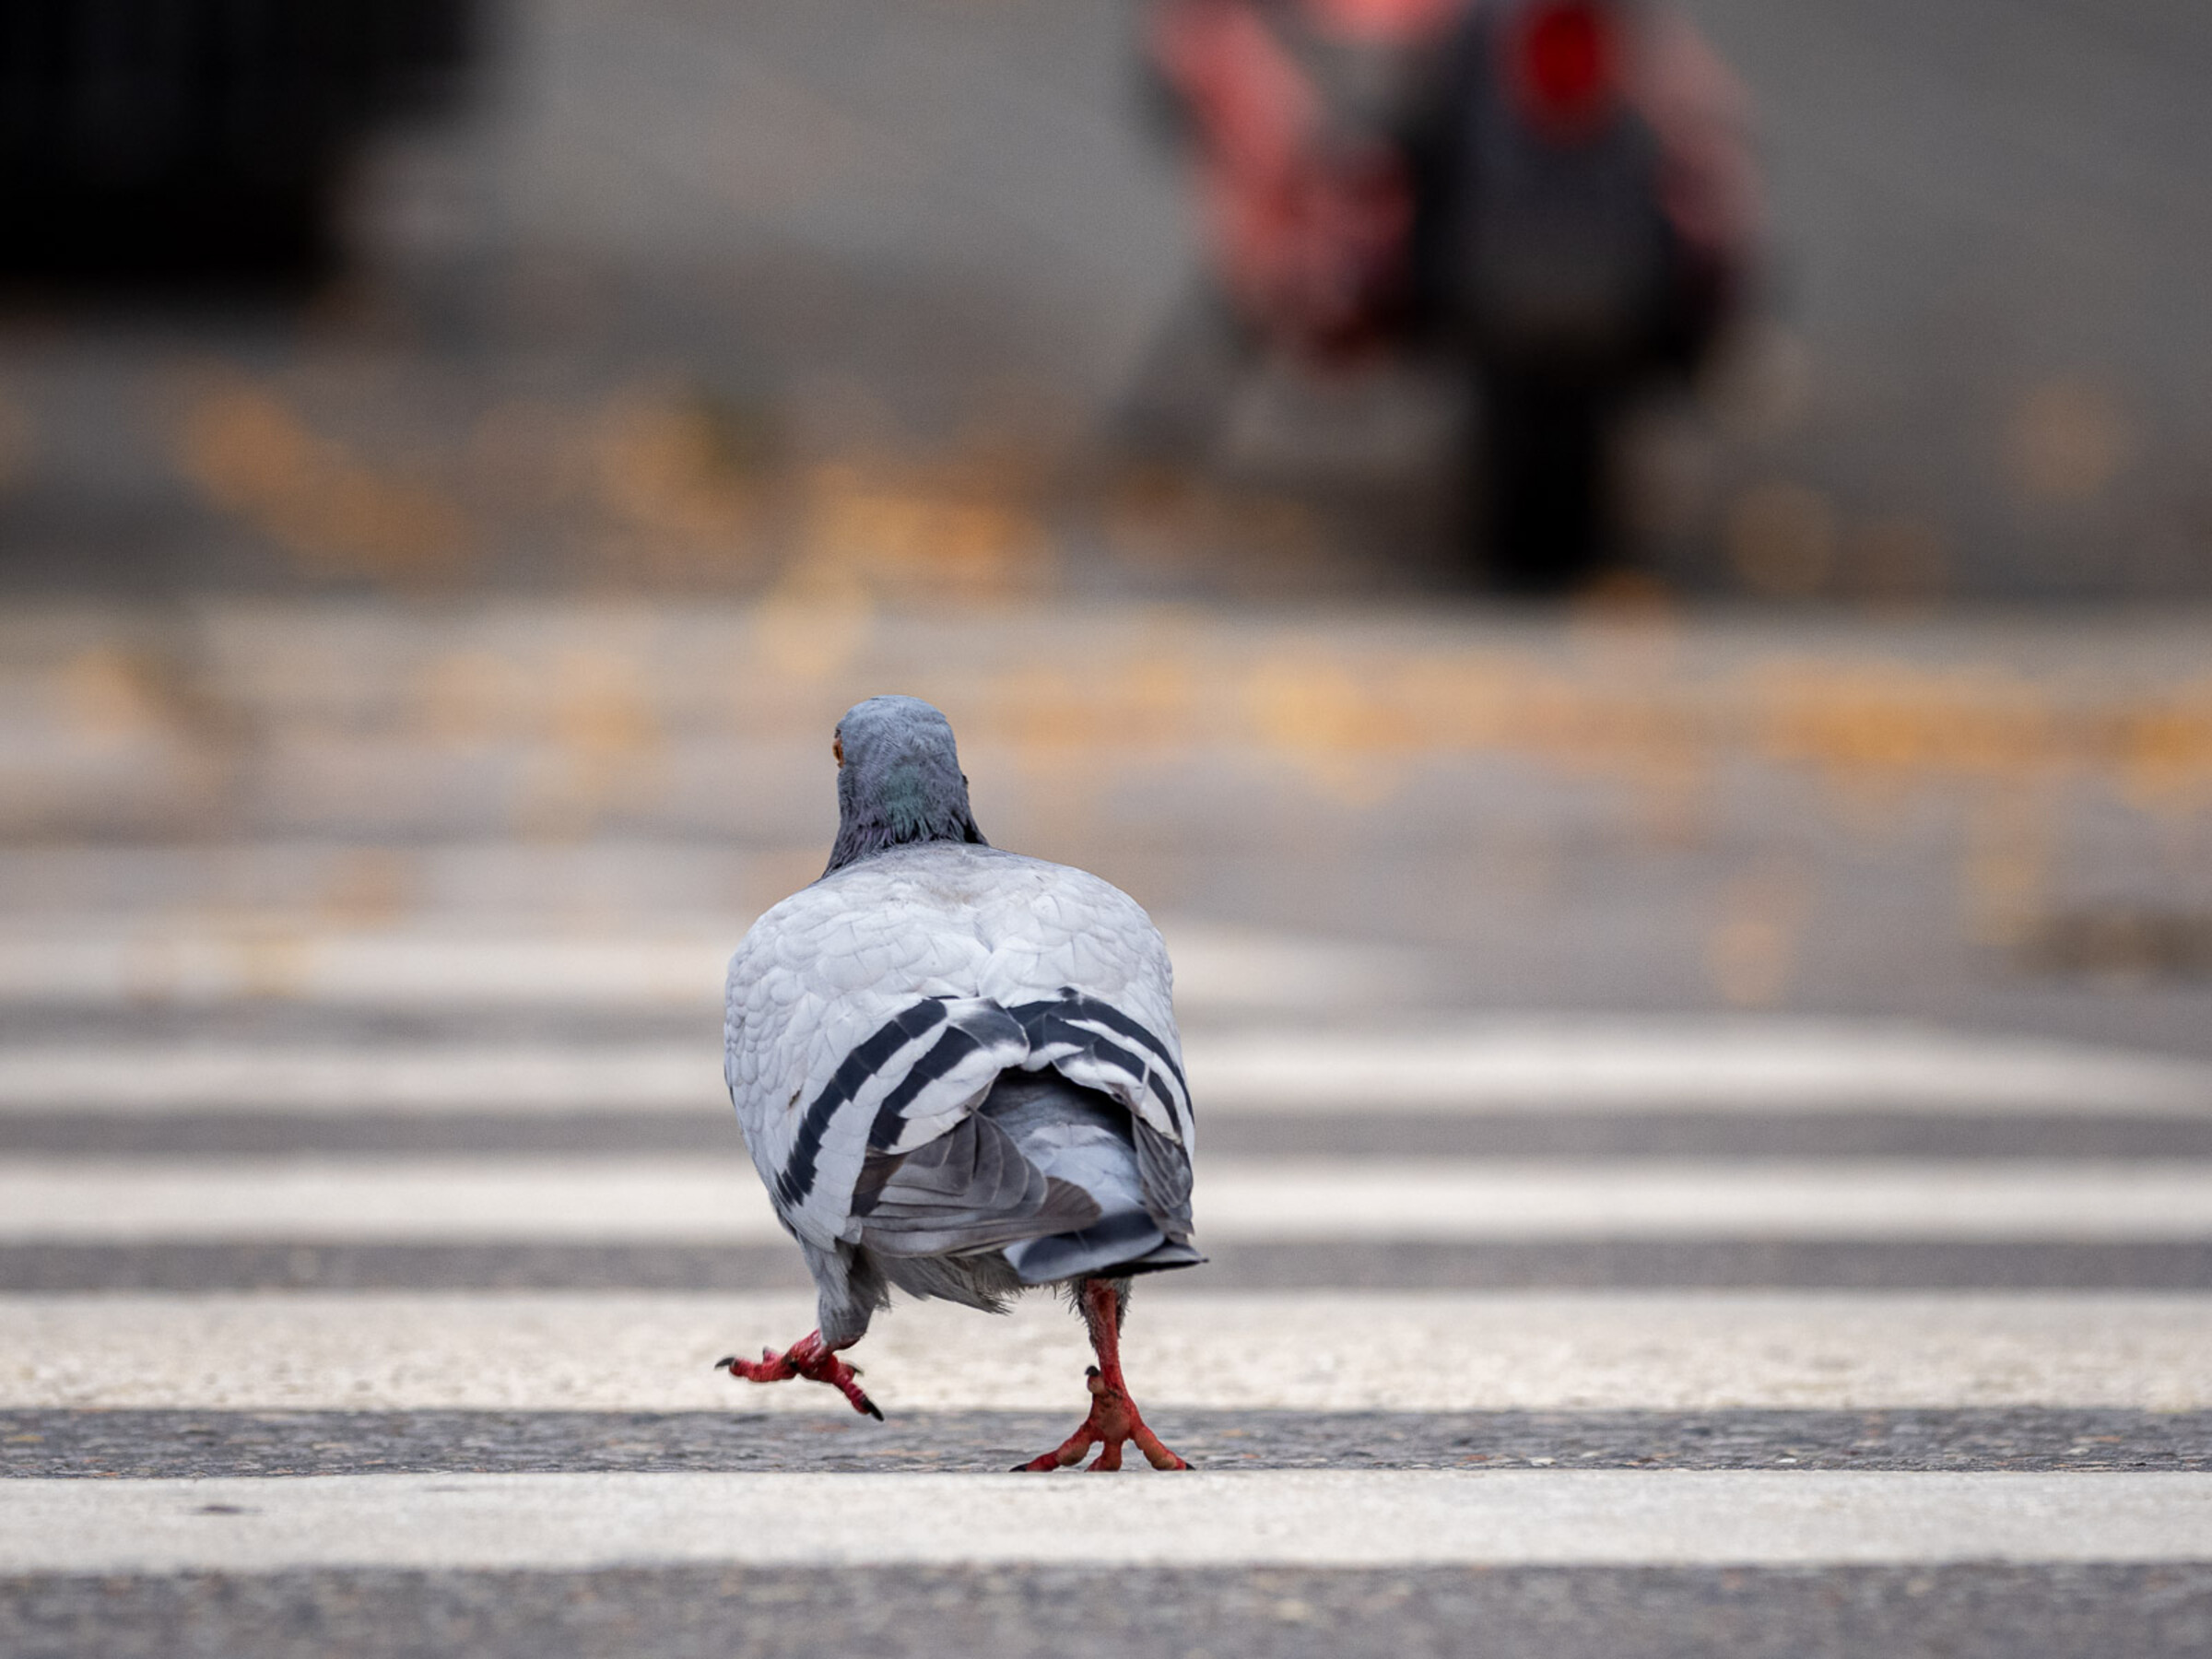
[0, 0, 478, 299]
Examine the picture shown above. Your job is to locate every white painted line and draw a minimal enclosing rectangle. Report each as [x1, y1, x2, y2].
[1189, 1024, 2212, 1116]
[6, 1157, 2212, 1243]
[0, 1046, 722, 1115]
[1197, 1159, 2212, 1241]
[6, 1022, 2207, 1117]
[5, 1291, 2208, 1412]
[0, 1159, 780, 1241]
[0, 935, 717, 1009]
[6, 1471, 2212, 1574]
[0, 921, 1422, 1015]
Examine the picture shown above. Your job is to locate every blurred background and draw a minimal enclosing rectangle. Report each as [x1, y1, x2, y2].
[0, 0, 2206, 1053]
[0, 0, 2206, 603]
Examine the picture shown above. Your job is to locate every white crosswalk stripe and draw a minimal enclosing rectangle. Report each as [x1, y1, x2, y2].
[8, 1019, 2208, 1115]
[10, 1471, 2212, 1573]
[6, 1291, 2210, 1413]
[0, 920, 1427, 1015]
[7, 1157, 2212, 1241]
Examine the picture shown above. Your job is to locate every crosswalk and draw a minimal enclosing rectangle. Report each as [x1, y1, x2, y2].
[4, 511, 2209, 1651]
[6, 961, 2212, 1655]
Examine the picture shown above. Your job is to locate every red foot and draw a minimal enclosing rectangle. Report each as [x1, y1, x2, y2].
[714, 1330, 882, 1420]
[1016, 1363, 1189, 1472]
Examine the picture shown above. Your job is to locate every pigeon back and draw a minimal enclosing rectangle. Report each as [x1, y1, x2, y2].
[724, 842, 1196, 1262]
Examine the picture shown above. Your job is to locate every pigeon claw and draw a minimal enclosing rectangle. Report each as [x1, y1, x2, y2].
[1015, 1367, 1187, 1474]
[715, 1330, 883, 1420]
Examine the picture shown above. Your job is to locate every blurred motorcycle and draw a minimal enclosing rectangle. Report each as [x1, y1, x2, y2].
[1135, 0, 1756, 591]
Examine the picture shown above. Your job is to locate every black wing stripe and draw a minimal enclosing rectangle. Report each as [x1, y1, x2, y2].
[1060, 994, 1192, 1102]
[1024, 1013, 1147, 1083]
[775, 998, 947, 1209]
[865, 1025, 983, 1152]
[1007, 991, 1192, 1117]
[781, 988, 1188, 1212]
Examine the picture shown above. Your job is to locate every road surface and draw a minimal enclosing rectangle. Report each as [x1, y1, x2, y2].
[5, 595, 2212, 1654]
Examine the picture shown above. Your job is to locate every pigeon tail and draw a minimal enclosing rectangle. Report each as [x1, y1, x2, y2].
[982, 1070, 1202, 1288]
[1004, 1212, 1204, 1286]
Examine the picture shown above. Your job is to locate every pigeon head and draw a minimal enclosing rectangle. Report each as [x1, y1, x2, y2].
[824, 695, 988, 874]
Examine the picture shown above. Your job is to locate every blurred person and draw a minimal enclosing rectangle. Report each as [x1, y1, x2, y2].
[1133, 0, 1757, 592]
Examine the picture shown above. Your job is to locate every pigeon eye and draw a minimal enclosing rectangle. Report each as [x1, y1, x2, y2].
[833, 737, 844, 767]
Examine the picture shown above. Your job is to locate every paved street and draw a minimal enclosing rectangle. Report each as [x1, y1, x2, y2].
[3, 596, 2210, 1655]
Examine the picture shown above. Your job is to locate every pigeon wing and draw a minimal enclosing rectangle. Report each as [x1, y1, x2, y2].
[968, 854, 1197, 1159]
[851, 1111, 1101, 1257]
[963, 853, 1196, 1244]
[726, 877, 1028, 1250]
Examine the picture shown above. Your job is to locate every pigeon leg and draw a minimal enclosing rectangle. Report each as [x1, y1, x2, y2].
[1016, 1277, 1188, 1472]
[715, 1329, 883, 1420]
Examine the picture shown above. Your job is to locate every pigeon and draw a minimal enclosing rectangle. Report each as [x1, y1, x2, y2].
[717, 694, 1201, 1471]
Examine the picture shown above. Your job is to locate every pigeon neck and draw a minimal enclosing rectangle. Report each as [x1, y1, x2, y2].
[823, 771, 987, 875]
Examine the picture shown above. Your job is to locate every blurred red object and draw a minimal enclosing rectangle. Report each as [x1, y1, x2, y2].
[1143, 0, 1753, 365]
[1508, 1, 1620, 136]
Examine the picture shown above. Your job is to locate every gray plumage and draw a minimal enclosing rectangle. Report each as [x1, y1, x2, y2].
[725, 695, 1200, 1349]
